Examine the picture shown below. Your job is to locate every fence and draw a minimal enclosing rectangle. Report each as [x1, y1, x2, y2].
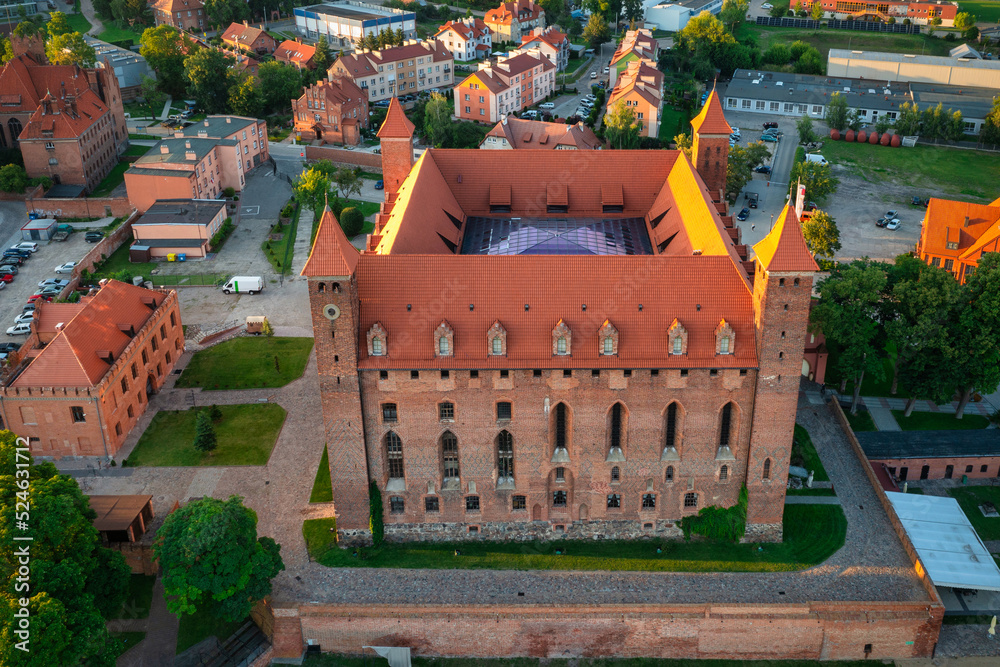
[755, 16, 921, 34]
[146, 273, 231, 287]
[304, 145, 382, 171]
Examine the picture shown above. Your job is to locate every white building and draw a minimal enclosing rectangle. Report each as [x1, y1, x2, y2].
[642, 0, 723, 32]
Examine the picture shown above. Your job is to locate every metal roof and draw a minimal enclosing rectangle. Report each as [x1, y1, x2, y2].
[858, 429, 1000, 460]
[89, 495, 152, 532]
[829, 48, 1000, 71]
[138, 199, 226, 226]
[726, 69, 910, 112]
[886, 492, 1000, 592]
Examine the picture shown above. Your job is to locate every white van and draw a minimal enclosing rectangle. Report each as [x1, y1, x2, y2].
[805, 154, 828, 166]
[222, 276, 264, 295]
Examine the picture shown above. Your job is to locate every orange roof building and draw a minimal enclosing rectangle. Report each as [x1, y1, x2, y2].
[221, 21, 277, 55]
[916, 196, 1000, 283]
[292, 76, 369, 146]
[453, 50, 555, 123]
[0, 281, 183, 460]
[435, 18, 492, 62]
[609, 29, 658, 88]
[152, 0, 205, 31]
[484, 0, 545, 42]
[301, 100, 817, 548]
[482, 116, 601, 150]
[606, 60, 664, 139]
[517, 26, 569, 71]
[328, 40, 454, 103]
[274, 39, 317, 70]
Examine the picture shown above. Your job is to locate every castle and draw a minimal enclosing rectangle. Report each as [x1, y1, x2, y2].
[302, 95, 818, 546]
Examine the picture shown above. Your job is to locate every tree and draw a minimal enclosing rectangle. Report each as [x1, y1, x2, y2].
[673, 132, 693, 160]
[921, 102, 945, 143]
[604, 100, 641, 149]
[256, 61, 302, 114]
[423, 92, 452, 147]
[203, 0, 251, 29]
[340, 206, 364, 237]
[193, 410, 218, 452]
[313, 35, 332, 70]
[184, 48, 235, 113]
[801, 209, 840, 262]
[761, 43, 791, 65]
[980, 95, 1000, 147]
[789, 160, 839, 203]
[677, 10, 735, 51]
[950, 253, 1000, 418]
[0, 164, 29, 192]
[796, 114, 817, 144]
[623, 0, 643, 23]
[719, 0, 749, 32]
[846, 109, 863, 132]
[140, 25, 193, 98]
[0, 36, 11, 64]
[394, 28, 404, 46]
[294, 167, 332, 217]
[0, 431, 131, 666]
[46, 11, 73, 37]
[789, 40, 810, 61]
[953, 11, 975, 30]
[964, 25, 980, 41]
[769, 2, 788, 17]
[810, 262, 888, 412]
[139, 75, 166, 119]
[583, 13, 610, 50]
[228, 75, 263, 117]
[726, 141, 769, 201]
[93, 0, 114, 19]
[110, 0, 151, 26]
[209, 404, 223, 422]
[333, 167, 362, 200]
[894, 101, 921, 136]
[46, 32, 96, 67]
[824, 91, 848, 131]
[810, 1, 823, 20]
[793, 47, 823, 75]
[874, 116, 892, 135]
[153, 496, 284, 621]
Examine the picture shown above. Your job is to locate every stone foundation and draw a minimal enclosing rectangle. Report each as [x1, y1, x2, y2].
[337, 528, 373, 547]
[383, 518, 686, 543]
[741, 522, 783, 543]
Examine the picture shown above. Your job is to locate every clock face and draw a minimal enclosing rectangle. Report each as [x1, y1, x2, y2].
[324, 304, 341, 321]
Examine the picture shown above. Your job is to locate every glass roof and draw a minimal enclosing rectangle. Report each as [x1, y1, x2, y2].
[461, 216, 652, 256]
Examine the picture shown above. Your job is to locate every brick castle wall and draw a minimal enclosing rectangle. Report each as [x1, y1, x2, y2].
[870, 456, 1000, 482]
[305, 146, 382, 171]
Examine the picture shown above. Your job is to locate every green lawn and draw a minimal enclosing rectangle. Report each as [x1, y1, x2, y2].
[176, 337, 314, 390]
[262, 206, 300, 275]
[310, 504, 846, 572]
[786, 487, 837, 496]
[177, 607, 248, 654]
[93, 243, 155, 279]
[65, 12, 93, 34]
[310, 445, 333, 503]
[792, 423, 829, 481]
[305, 657, 874, 667]
[89, 160, 130, 198]
[736, 24, 953, 64]
[115, 574, 155, 619]
[110, 632, 145, 659]
[891, 410, 989, 431]
[303, 517, 338, 561]
[821, 141, 1000, 202]
[98, 24, 144, 45]
[948, 486, 1000, 540]
[845, 409, 878, 433]
[658, 106, 690, 143]
[959, 0, 1000, 22]
[124, 144, 151, 157]
[125, 403, 287, 467]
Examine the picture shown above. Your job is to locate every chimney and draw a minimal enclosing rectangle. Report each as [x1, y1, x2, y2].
[55, 323, 64, 332]
[204, 120, 210, 127]
[185, 140, 191, 149]
[186, 151, 197, 161]
[964, 216, 970, 227]
[226, 117, 231, 123]
[160, 144, 169, 154]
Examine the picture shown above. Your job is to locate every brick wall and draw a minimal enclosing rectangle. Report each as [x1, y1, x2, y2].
[870, 456, 1000, 481]
[305, 146, 382, 171]
[25, 194, 134, 219]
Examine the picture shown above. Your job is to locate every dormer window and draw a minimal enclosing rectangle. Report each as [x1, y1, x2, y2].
[598, 319, 618, 356]
[672, 337, 682, 354]
[552, 320, 571, 356]
[715, 320, 736, 356]
[603, 337, 613, 354]
[720, 336, 730, 354]
[439, 337, 449, 355]
[487, 320, 507, 356]
[434, 321, 454, 357]
[667, 319, 687, 356]
[367, 322, 388, 357]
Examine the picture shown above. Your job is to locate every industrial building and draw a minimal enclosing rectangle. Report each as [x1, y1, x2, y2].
[294, 2, 417, 47]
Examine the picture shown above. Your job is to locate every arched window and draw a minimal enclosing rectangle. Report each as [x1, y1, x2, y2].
[603, 337, 614, 355]
[7, 118, 22, 145]
[332, 282, 341, 293]
[555, 403, 568, 453]
[720, 465, 728, 481]
[492, 337, 502, 355]
[372, 337, 384, 355]
[442, 431, 459, 480]
[611, 466, 620, 482]
[609, 403, 623, 451]
[665, 465, 674, 482]
[496, 430, 513, 480]
[719, 402, 733, 450]
[318, 282, 325, 293]
[439, 336, 449, 355]
[672, 336, 682, 354]
[557, 336, 567, 354]
[763, 458, 771, 480]
[0, 124, 6, 149]
[665, 402, 678, 450]
[385, 432, 404, 479]
[794, 278, 800, 287]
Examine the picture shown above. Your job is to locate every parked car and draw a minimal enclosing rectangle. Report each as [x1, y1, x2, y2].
[886, 218, 902, 230]
[2, 255, 24, 266]
[27, 294, 52, 303]
[85, 231, 104, 243]
[0, 341, 22, 353]
[6, 322, 31, 336]
[590, 71, 597, 79]
[883, 210, 898, 219]
[37, 286, 62, 297]
[0, 280, 6, 289]
[762, 2, 773, 8]
[876, 217, 889, 227]
[0, 273, 12, 283]
[0, 264, 18, 275]
[3, 249, 30, 259]
[375, 180, 384, 190]
[748, 193, 759, 209]
[761, 134, 779, 142]
[763, 121, 779, 129]
[11, 242, 38, 253]
[37, 278, 70, 289]
[21, 303, 36, 315]
[13, 313, 32, 326]
[736, 207, 750, 221]
[54, 262, 78, 274]
[754, 165, 771, 174]
[603, 66, 609, 74]
[539, 102, 555, 110]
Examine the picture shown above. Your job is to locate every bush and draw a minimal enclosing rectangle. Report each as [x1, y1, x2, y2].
[209, 217, 234, 249]
[280, 202, 296, 218]
[222, 187, 235, 198]
[0, 164, 29, 193]
[679, 486, 748, 542]
[369, 480, 384, 547]
[208, 404, 223, 422]
[340, 206, 364, 237]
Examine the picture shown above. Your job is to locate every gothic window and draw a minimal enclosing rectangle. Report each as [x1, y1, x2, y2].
[385, 432, 404, 478]
[552, 319, 571, 355]
[611, 466, 620, 482]
[716, 319, 735, 355]
[442, 431, 459, 479]
[557, 337, 567, 354]
[7, 118, 21, 145]
[607, 493, 621, 508]
[763, 458, 771, 480]
[496, 430, 514, 480]
[668, 319, 687, 355]
[439, 336, 450, 355]
[434, 320, 453, 357]
[665, 402, 679, 451]
[554, 402, 568, 454]
[684, 492, 698, 508]
[720, 465, 728, 481]
[604, 337, 613, 354]
[608, 402, 625, 454]
[719, 402, 734, 450]
[665, 465, 674, 482]
[487, 320, 507, 356]
[367, 322, 388, 356]
[598, 319, 618, 355]
[555, 466, 565, 482]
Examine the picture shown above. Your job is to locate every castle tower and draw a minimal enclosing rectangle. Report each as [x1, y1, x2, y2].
[744, 205, 818, 541]
[690, 89, 732, 199]
[377, 97, 415, 198]
[301, 205, 371, 546]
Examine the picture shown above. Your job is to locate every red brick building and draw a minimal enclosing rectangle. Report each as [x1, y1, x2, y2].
[791, 0, 959, 25]
[916, 195, 1000, 283]
[292, 76, 369, 145]
[860, 429, 1000, 483]
[221, 22, 278, 55]
[0, 281, 183, 460]
[152, 0, 206, 31]
[303, 94, 818, 546]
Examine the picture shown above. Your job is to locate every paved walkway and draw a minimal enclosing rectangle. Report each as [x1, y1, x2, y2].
[867, 402, 902, 431]
[158, 96, 173, 122]
[784, 495, 842, 505]
[78, 0, 105, 36]
[116, 574, 178, 667]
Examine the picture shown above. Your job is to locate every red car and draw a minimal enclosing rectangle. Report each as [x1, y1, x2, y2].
[0, 274, 12, 283]
[27, 294, 52, 303]
[763, 121, 779, 129]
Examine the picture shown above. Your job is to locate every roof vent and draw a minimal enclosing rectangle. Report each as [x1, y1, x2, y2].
[226, 117, 231, 123]
[97, 350, 114, 364]
[185, 140, 191, 149]
[457, 174, 462, 183]
[55, 322, 65, 332]
[692, 249, 702, 255]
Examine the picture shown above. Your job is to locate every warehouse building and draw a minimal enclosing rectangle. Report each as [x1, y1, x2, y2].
[827, 48, 1000, 90]
[294, 2, 417, 47]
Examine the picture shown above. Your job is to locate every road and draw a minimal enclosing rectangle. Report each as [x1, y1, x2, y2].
[77, 0, 105, 36]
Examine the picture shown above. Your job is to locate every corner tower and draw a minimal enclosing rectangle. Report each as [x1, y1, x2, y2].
[377, 97, 415, 198]
[302, 206, 371, 546]
[745, 205, 818, 541]
[690, 89, 732, 199]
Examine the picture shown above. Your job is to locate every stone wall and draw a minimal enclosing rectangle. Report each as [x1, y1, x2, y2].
[25, 193, 134, 219]
[305, 146, 382, 171]
[384, 518, 684, 543]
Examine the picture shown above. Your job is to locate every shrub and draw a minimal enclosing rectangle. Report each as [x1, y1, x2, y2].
[193, 410, 217, 452]
[369, 480, 384, 546]
[340, 206, 364, 237]
[208, 404, 222, 422]
[222, 186, 235, 198]
[679, 486, 748, 542]
[261, 317, 274, 336]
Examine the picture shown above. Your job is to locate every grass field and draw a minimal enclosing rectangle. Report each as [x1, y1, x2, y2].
[176, 608, 247, 654]
[66, 12, 93, 34]
[123, 144, 151, 157]
[658, 107, 690, 143]
[93, 243, 154, 279]
[845, 409, 878, 433]
[822, 141, 1000, 201]
[309, 504, 847, 572]
[305, 657, 875, 667]
[736, 24, 954, 64]
[310, 446, 333, 503]
[263, 205, 300, 275]
[89, 160, 130, 198]
[792, 423, 829, 481]
[98, 24, 144, 45]
[891, 410, 989, 431]
[959, 0, 1000, 22]
[176, 337, 314, 390]
[125, 403, 287, 466]
[949, 486, 1000, 540]
[115, 574, 155, 619]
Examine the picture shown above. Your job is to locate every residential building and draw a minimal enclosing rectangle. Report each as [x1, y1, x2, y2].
[328, 40, 453, 103]
[130, 199, 229, 259]
[641, 0, 723, 32]
[827, 48, 1000, 90]
[0, 40, 127, 192]
[724, 68, 995, 135]
[124, 115, 267, 212]
[275, 39, 318, 70]
[85, 36, 154, 102]
[231, 52, 260, 77]
[790, 0, 958, 25]
[292, 76, 369, 145]
[0, 280, 183, 459]
[435, 18, 492, 62]
[301, 93, 818, 548]
[915, 195, 1000, 283]
[221, 21, 278, 55]
[295, 2, 417, 48]
[516, 27, 569, 71]
[481, 116, 601, 149]
[607, 60, 663, 139]
[151, 0, 206, 31]
[609, 29, 659, 88]
[453, 50, 555, 123]
[484, 0, 545, 43]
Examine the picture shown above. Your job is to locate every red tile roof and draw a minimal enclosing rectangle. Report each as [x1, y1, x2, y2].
[22, 88, 109, 140]
[300, 76, 366, 109]
[153, 0, 202, 12]
[334, 41, 452, 78]
[690, 90, 732, 136]
[377, 97, 415, 138]
[520, 28, 566, 49]
[608, 60, 663, 110]
[485, 117, 601, 150]
[436, 18, 490, 40]
[610, 29, 658, 67]
[919, 197, 1000, 260]
[752, 205, 819, 273]
[485, 0, 544, 26]
[13, 281, 166, 388]
[221, 22, 274, 47]
[302, 205, 360, 277]
[274, 40, 316, 66]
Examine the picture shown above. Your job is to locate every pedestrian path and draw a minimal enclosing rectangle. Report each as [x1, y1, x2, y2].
[159, 95, 173, 122]
[784, 495, 842, 505]
[866, 402, 902, 431]
[862, 395, 995, 418]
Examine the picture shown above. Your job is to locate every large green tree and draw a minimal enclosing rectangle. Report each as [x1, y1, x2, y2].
[980, 95, 1000, 147]
[45, 11, 73, 37]
[153, 496, 284, 621]
[789, 160, 839, 204]
[294, 167, 332, 218]
[726, 141, 769, 201]
[110, 0, 151, 25]
[184, 48, 235, 113]
[950, 253, 1000, 418]
[893, 101, 921, 136]
[256, 61, 303, 114]
[604, 100, 641, 149]
[228, 75, 263, 118]
[824, 92, 848, 132]
[333, 167, 362, 200]
[582, 13, 610, 50]
[313, 35, 332, 71]
[140, 25, 194, 98]
[0, 164, 29, 193]
[801, 209, 841, 263]
[796, 114, 817, 144]
[676, 10, 735, 51]
[45, 32, 96, 67]
[203, 0, 251, 29]
[719, 0, 749, 32]
[953, 11, 976, 29]
[423, 92, 452, 148]
[0, 432, 130, 666]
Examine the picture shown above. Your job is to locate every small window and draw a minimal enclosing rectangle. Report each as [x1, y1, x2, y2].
[470, 370, 479, 378]
[127, 405, 134, 419]
[151, 337, 158, 352]
[763, 458, 771, 480]
[680, 369, 688, 377]
[439, 402, 454, 421]
[389, 496, 405, 514]
[170, 312, 176, 327]
[373, 338, 384, 355]
[425, 496, 440, 512]
[466, 495, 480, 512]
[410, 370, 419, 379]
[672, 337, 682, 354]
[121, 377, 129, 393]
[719, 465, 728, 481]
[499, 370, 509, 378]
[603, 337, 613, 355]
[552, 490, 567, 506]
[533, 369, 542, 377]
[779, 278, 785, 286]
[555, 466, 565, 482]
[563, 369, 572, 377]
[965, 465, 973, 473]
[607, 493, 621, 508]
[592, 369, 600, 377]
[382, 403, 397, 422]
[642, 493, 656, 509]
[141, 349, 148, 364]
[556, 336, 567, 355]
[441, 370, 450, 379]
[380, 370, 389, 380]
[982, 465, 989, 473]
[131, 363, 138, 379]
[439, 336, 450, 355]
[512, 495, 526, 510]
[492, 337, 502, 354]
[710, 369, 718, 376]
[497, 402, 512, 420]
[684, 492, 698, 508]
[611, 466, 620, 482]
[665, 465, 674, 482]
[719, 337, 730, 354]
[115, 423, 122, 436]
[71, 406, 85, 423]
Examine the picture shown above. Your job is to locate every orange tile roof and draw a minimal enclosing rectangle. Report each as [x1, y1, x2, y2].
[221, 22, 273, 47]
[153, 0, 202, 12]
[13, 281, 165, 388]
[520, 28, 566, 49]
[436, 18, 490, 40]
[919, 197, 1000, 260]
[611, 30, 658, 67]
[377, 97, 415, 138]
[608, 61, 663, 110]
[485, 0, 543, 26]
[274, 40, 316, 65]
[302, 205, 361, 277]
[22, 88, 109, 140]
[301, 76, 366, 109]
[752, 205, 819, 273]
[334, 41, 452, 77]
[690, 90, 732, 136]
[485, 117, 601, 149]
